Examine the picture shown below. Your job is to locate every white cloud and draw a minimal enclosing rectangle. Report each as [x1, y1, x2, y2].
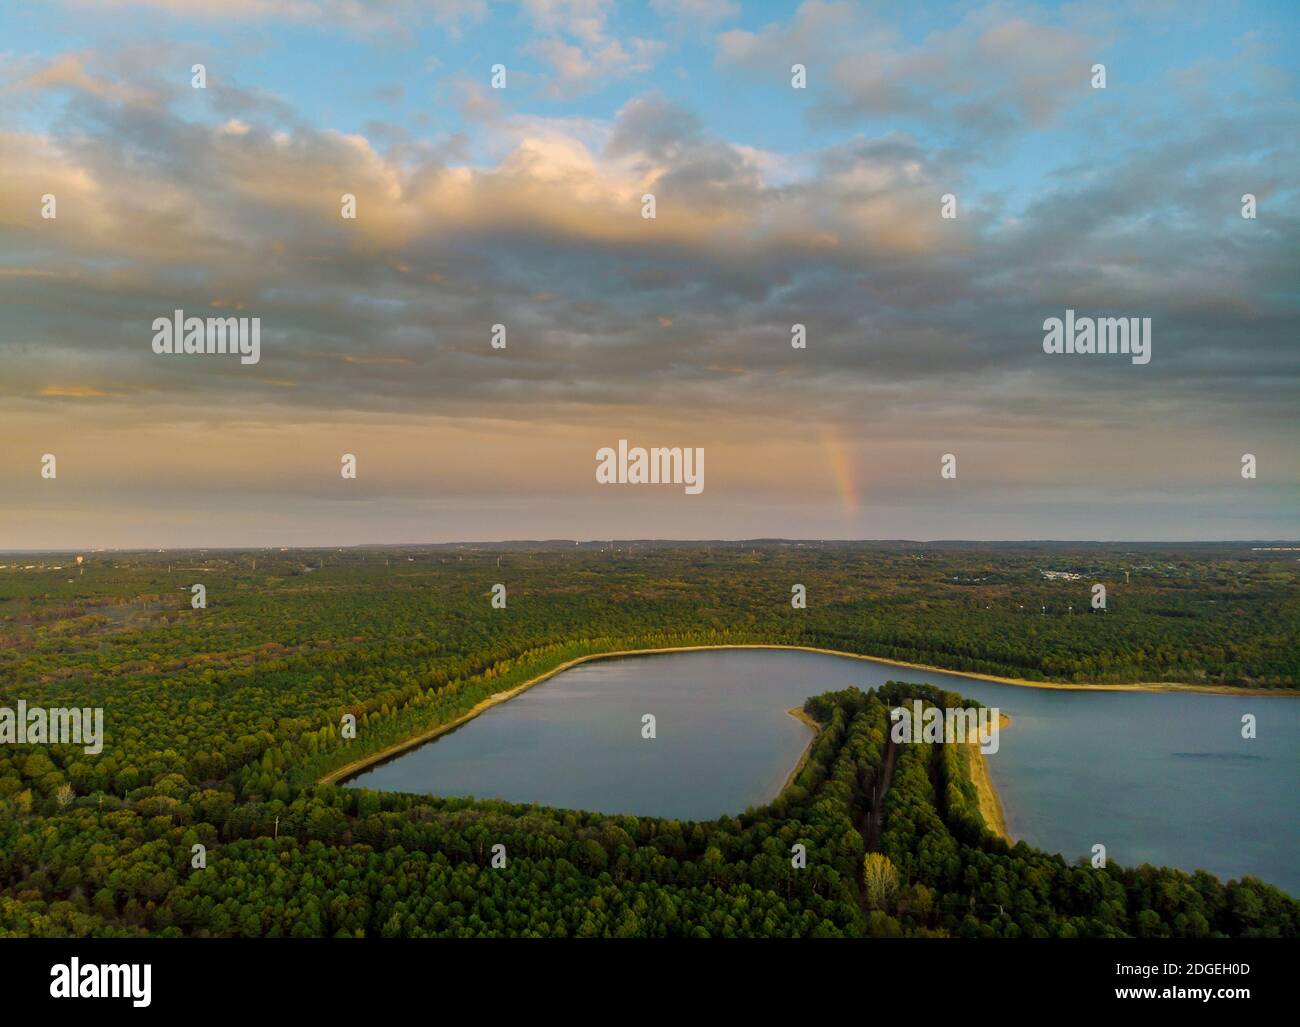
[522, 0, 666, 97]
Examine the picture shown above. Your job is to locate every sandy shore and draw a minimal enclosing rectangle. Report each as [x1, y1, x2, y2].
[319, 641, 1291, 787]
[780, 706, 822, 793]
[967, 713, 1013, 842]
[723, 644, 1288, 697]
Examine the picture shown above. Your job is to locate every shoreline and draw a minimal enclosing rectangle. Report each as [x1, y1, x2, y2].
[319, 642, 1292, 787]
[739, 645, 1289, 697]
[967, 713, 1013, 843]
[780, 705, 821, 794]
[317, 650, 620, 786]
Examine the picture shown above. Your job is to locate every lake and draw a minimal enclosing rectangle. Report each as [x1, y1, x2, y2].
[344, 647, 1299, 895]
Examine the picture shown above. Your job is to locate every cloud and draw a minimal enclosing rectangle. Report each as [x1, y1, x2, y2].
[4, 45, 1295, 427]
[1, 10, 1297, 544]
[521, 0, 666, 96]
[526, 36, 666, 97]
[717, 1, 867, 69]
[7, 54, 162, 107]
[37, 385, 113, 397]
[650, 0, 740, 30]
[57, 0, 488, 32]
[718, 2, 1100, 140]
[522, 0, 612, 44]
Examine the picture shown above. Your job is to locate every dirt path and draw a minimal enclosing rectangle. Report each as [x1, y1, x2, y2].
[864, 735, 898, 852]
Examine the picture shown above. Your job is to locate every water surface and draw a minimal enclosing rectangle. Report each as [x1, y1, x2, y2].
[346, 648, 1299, 894]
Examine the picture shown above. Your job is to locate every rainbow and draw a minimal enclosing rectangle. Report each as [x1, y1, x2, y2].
[819, 426, 859, 522]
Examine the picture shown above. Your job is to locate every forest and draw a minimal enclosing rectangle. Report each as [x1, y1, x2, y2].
[0, 542, 1296, 936]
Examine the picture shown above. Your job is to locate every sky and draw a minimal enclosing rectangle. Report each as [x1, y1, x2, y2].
[1, 0, 1297, 548]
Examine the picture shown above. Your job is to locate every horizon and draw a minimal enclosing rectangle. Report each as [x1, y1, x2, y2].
[4, 536, 1299, 554]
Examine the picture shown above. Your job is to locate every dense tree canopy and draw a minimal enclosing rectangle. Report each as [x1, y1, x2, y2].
[0, 543, 1295, 936]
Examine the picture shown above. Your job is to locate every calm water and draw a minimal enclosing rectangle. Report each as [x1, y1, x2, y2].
[346, 648, 1300, 894]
